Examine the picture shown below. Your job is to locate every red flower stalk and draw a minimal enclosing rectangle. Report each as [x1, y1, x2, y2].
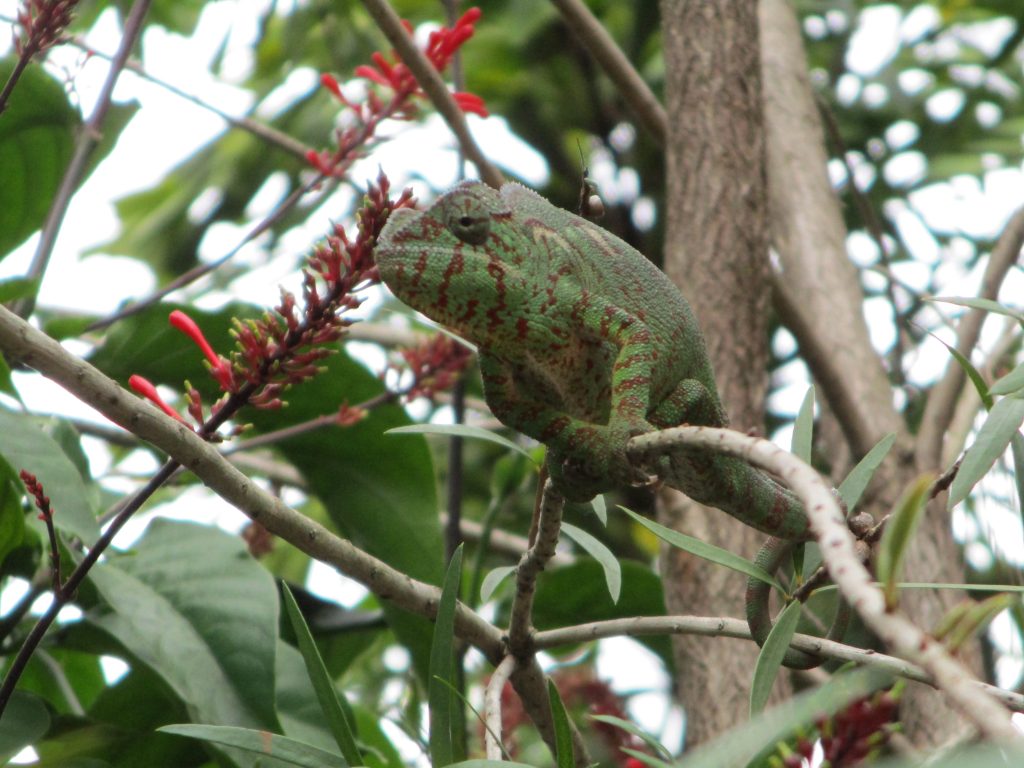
[16, 0, 78, 58]
[308, 8, 487, 178]
[129, 375, 190, 425]
[19, 470, 52, 521]
[394, 335, 472, 401]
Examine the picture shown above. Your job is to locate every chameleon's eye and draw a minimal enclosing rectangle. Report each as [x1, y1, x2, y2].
[447, 212, 490, 246]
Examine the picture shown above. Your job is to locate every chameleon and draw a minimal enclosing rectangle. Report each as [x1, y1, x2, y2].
[376, 180, 811, 541]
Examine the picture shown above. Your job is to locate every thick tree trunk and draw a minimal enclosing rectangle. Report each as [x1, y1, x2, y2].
[658, 0, 776, 746]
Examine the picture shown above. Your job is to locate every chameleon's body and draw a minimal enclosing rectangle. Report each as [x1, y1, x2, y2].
[376, 181, 810, 541]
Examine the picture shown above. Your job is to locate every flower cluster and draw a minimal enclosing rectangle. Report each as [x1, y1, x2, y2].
[15, 0, 77, 58]
[773, 684, 903, 768]
[307, 8, 486, 178]
[391, 334, 472, 402]
[19, 470, 52, 522]
[129, 173, 415, 432]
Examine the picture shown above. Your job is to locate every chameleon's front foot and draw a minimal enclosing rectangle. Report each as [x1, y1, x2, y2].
[547, 421, 656, 502]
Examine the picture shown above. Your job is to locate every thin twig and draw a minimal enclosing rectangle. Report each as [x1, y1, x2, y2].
[485, 654, 517, 760]
[547, 0, 667, 146]
[14, 0, 154, 319]
[357, 0, 503, 189]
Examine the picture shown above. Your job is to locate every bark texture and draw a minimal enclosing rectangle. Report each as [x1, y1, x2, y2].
[658, 0, 776, 745]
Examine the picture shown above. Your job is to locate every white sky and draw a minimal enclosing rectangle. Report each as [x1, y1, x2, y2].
[1, 0, 1023, 761]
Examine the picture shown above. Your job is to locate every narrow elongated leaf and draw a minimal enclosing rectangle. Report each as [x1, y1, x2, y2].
[1011, 434, 1024, 531]
[678, 668, 889, 768]
[949, 396, 1024, 508]
[281, 586, 359, 766]
[929, 296, 1024, 322]
[791, 386, 815, 463]
[590, 714, 672, 760]
[158, 724, 347, 767]
[479, 565, 516, 603]
[878, 475, 934, 608]
[836, 432, 896, 511]
[929, 332, 993, 409]
[388, 424, 536, 460]
[547, 679, 575, 768]
[750, 601, 802, 715]
[619, 507, 781, 590]
[991, 361, 1024, 396]
[561, 522, 621, 603]
[591, 494, 607, 525]
[429, 545, 464, 767]
[0, 408, 98, 543]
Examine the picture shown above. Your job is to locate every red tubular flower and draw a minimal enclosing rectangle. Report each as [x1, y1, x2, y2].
[129, 375, 189, 425]
[453, 92, 488, 117]
[169, 310, 235, 391]
[19, 470, 52, 521]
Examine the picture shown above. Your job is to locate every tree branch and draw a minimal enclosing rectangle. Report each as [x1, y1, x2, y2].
[485, 654, 517, 760]
[358, 0, 503, 189]
[629, 425, 1023, 742]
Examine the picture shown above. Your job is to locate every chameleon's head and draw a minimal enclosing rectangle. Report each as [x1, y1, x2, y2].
[376, 181, 530, 344]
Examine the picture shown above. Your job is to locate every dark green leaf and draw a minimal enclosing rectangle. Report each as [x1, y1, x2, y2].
[619, 507, 781, 590]
[388, 424, 535, 460]
[0, 58, 79, 260]
[878, 475, 934, 608]
[158, 724, 348, 767]
[547, 678, 574, 768]
[561, 522, 621, 603]
[0, 692, 50, 760]
[429, 545, 464, 767]
[749, 601, 802, 715]
[836, 433, 896, 511]
[281, 585, 359, 766]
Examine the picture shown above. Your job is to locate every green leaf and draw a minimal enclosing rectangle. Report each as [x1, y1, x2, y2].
[590, 494, 607, 525]
[836, 432, 897, 511]
[158, 724, 348, 767]
[0, 407, 98, 543]
[991, 361, 1024, 396]
[281, 585, 360, 766]
[678, 668, 890, 768]
[547, 679, 575, 768]
[1012, 434, 1024, 535]
[86, 520, 280, 734]
[447, 762, 536, 768]
[929, 332, 993, 409]
[949, 395, 1024, 508]
[749, 601, 802, 716]
[589, 714, 672, 761]
[479, 565, 516, 603]
[878, 475, 934, 608]
[0, 58, 79, 260]
[0, 277, 39, 303]
[619, 506, 781, 591]
[929, 296, 1024, 323]
[791, 386, 815, 463]
[429, 545, 464, 767]
[561, 522, 621, 603]
[0, 692, 50, 760]
[388, 424, 536, 461]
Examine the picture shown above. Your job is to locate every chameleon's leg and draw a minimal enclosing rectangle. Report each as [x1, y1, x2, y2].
[745, 537, 851, 669]
[646, 380, 811, 539]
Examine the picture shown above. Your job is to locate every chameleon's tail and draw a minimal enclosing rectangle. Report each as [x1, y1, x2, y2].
[663, 450, 812, 541]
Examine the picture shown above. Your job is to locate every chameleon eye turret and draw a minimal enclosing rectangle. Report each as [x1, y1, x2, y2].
[446, 212, 490, 245]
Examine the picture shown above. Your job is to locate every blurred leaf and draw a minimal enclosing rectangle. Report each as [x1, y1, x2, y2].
[791, 386, 814, 463]
[87, 520, 280, 737]
[837, 432, 897, 511]
[590, 494, 607, 525]
[949, 395, 1024, 508]
[589, 714, 672, 761]
[480, 565, 516, 603]
[389, 424, 536, 460]
[929, 332, 993, 409]
[619, 507, 781, 590]
[0, 692, 50, 761]
[0, 58, 78, 260]
[532, 560, 672, 671]
[750, 601, 802, 716]
[281, 586, 360, 766]
[878, 474, 934, 609]
[0, 277, 39, 302]
[547, 679, 574, 768]
[429, 545, 464, 767]
[561, 522, 621, 603]
[0, 407, 98, 543]
[159, 724, 348, 767]
[929, 296, 1024, 323]
[991, 361, 1024, 396]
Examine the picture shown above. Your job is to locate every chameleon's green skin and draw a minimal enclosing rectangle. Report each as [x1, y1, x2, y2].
[377, 181, 810, 541]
